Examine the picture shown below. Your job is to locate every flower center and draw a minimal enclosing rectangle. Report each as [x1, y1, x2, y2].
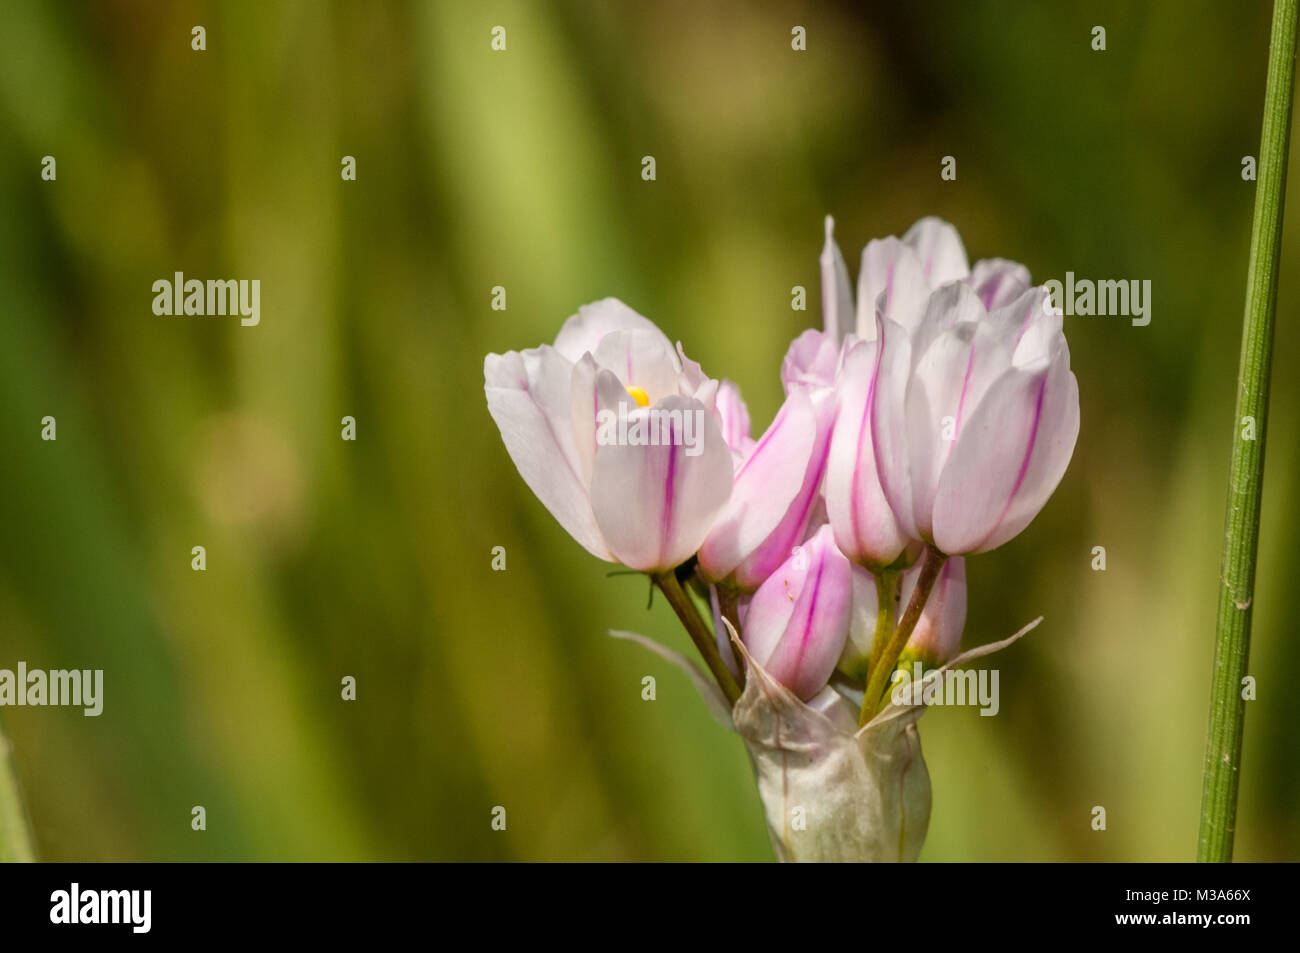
[625, 385, 650, 408]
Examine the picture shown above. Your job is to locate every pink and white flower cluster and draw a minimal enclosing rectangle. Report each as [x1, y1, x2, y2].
[485, 217, 1079, 705]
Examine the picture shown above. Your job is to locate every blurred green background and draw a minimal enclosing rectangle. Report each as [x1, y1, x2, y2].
[1, 0, 1296, 861]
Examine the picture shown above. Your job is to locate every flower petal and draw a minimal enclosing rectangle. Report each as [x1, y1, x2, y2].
[902, 217, 970, 285]
[553, 297, 672, 363]
[729, 387, 838, 590]
[904, 312, 1011, 539]
[698, 389, 817, 586]
[857, 236, 931, 337]
[570, 356, 634, 484]
[714, 378, 754, 458]
[674, 342, 720, 410]
[980, 286, 1056, 362]
[931, 350, 1079, 554]
[870, 314, 919, 542]
[825, 337, 909, 567]
[909, 279, 985, 369]
[820, 216, 855, 343]
[590, 395, 733, 571]
[593, 328, 682, 404]
[484, 347, 611, 560]
[970, 258, 1032, 311]
[781, 328, 841, 393]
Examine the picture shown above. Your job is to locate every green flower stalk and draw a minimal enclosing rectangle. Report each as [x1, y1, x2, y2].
[1198, 0, 1299, 863]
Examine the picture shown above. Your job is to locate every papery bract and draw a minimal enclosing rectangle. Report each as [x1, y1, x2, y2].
[614, 620, 1039, 863]
[732, 650, 931, 863]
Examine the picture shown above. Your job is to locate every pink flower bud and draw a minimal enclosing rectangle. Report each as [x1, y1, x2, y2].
[742, 526, 852, 701]
[698, 385, 836, 591]
[898, 556, 967, 666]
[837, 557, 966, 678]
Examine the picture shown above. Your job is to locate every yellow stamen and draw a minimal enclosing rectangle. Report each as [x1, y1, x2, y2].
[626, 385, 650, 408]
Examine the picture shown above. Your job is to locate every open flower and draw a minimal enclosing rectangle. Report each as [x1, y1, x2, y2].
[484, 298, 734, 571]
[818, 216, 1078, 557]
[821, 217, 1041, 568]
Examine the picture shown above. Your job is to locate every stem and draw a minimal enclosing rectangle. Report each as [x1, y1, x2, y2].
[0, 719, 35, 862]
[1198, 0, 1299, 864]
[860, 546, 946, 726]
[715, 586, 746, 687]
[866, 569, 900, 679]
[655, 572, 742, 706]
